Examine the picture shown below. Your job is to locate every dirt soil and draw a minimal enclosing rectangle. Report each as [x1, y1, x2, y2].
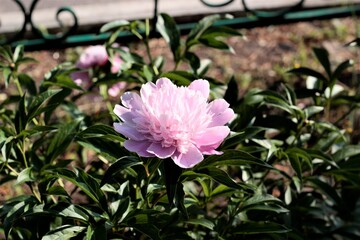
[22, 17, 360, 95]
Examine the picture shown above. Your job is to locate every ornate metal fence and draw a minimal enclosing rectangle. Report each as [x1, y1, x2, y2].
[1, 0, 360, 50]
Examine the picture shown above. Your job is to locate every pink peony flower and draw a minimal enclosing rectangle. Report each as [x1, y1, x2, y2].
[70, 70, 91, 88]
[113, 78, 234, 168]
[111, 55, 123, 74]
[108, 81, 127, 97]
[76, 45, 108, 69]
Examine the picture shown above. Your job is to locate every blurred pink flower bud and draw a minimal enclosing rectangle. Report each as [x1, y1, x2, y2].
[108, 82, 127, 97]
[111, 55, 123, 74]
[76, 45, 108, 69]
[113, 78, 234, 168]
[70, 70, 91, 88]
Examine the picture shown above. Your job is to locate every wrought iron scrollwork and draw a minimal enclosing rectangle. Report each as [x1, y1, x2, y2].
[0, 0, 78, 45]
[29, 0, 78, 41]
[200, 0, 305, 18]
[0, 0, 27, 45]
[200, 0, 235, 8]
[241, 0, 305, 18]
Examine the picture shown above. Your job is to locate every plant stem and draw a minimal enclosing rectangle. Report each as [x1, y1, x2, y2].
[14, 74, 23, 96]
[6, 163, 19, 176]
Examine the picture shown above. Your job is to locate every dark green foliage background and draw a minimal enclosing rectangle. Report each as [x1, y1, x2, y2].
[0, 14, 359, 239]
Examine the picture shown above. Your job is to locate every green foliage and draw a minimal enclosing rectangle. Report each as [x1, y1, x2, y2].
[0, 14, 359, 240]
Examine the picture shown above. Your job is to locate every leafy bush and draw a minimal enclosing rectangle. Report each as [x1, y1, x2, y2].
[0, 13, 360, 240]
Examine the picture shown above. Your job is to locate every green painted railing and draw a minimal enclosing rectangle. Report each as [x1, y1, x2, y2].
[1, 0, 360, 50]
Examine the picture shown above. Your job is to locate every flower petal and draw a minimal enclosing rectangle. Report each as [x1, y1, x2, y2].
[208, 99, 234, 127]
[147, 143, 176, 158]
[124, 140, 154, 157]
[172, 145, 204, 168]
[155, 77, 173, 89]
[195, 126, 230, 147]
[189, 79, 210, 99]
[113, 105, 134, 123]
[114, 123, 145, 141]
[140, 82, 157, 101]
[121, 92, 142, 109]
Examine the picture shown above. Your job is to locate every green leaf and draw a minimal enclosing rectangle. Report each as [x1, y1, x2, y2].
[100, 156, 142, 186]
[201, 26, 242, 38]
[198, 37, 233, 52]
[333, 59, 353, 81]
[256, 90, 294, 114]
[186, 14, 221, 47]
[304, 106, 324, 118]
[27, 89, 62, 121]
[77, 124, 124, 142]
[50, 203, 89, 222]
[16, 167, 35, 185]
[185, 219, 215, 230]
[195, 150, 272, 169]
[112, 197, 131, 223]
[46, 186, 71, 198]
[307, 149, 337, 168]
[13, 45, 24, 63]
[46, 121, 79, 163]
[160, 71, 194, 86]
[44, 88, 72, 123]
[42, 75, 82, 90]
[196, 167, 254, 191]
[223, 76, 238, 107]
[55, 168, 107, 208]
[157, 13, 181, 62]
[233, 222, 290, 235]
[313, 47, 332, 79]
[100, 20, 130, 33]
[222, 127, 266, 149]
[2, 67, 12, 87]
[18, 74, 37, 95]
[184, 51, 200, 74]
[3, 196, 38, 239]
[15, 94, 27, 134]
[306, 177, 343, 207]
[286, 150, 303, 182]
[42, 225, 86, 240]
[143, 65, 153, 82]
[123, 210, 162, 240]
[239, 192, 284, 213]
[288, 67, 327, 82]
[0, 45, 13, 62]
[333, 145, 360, 162]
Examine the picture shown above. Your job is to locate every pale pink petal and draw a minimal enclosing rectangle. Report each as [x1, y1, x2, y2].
[195, 126, 230, 146]
[155, 78, 174, 89]
[209, 109, 234, 127]
[198, 146, 223, 155]
[113, 105, 135, 122]
[121, 92, 143, 109]
[124, 140, 154, 157]
[140, 82, 157, 101]
[147, 143, 176, 158]
[114, 123, 145, 141]
[189, 79, 209, 98]
[172, 145, 204, 168]
[208, 99, 234, 127]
